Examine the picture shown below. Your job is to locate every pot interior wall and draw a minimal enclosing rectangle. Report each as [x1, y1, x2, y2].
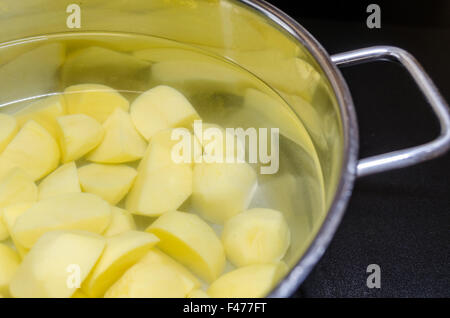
[0, 0, 344, 290]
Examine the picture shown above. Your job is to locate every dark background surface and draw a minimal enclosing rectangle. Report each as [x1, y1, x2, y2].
[265, 0, 450, 297]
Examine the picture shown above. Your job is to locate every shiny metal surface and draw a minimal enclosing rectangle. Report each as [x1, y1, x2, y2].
[332, 46, 450, 177]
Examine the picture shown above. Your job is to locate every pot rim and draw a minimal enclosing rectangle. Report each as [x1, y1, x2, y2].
[237, 0, 359, 297]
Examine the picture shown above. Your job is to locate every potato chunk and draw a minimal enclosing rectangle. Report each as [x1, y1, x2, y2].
[147, 211, 225, 282]
[222, 208, 290, 267]
[103, 207, 136, 237]
[82, 230, 159, 297]
[0, 243, 20, 296]
[0, 168, 37, 209]
[207, 263, 287, 298]
[2, 202, 34, 257]
[192, 162, 257, 224]
[0, 121, 60, 181]
[14, 95, 65, 138]
[64, 84, 129, 123]
[10, 230, 106, 298]
[78, 163, 137, 205]
[141, 249, 201, 294]
[87, 108, 147, 163]
[56, 114, 104, 163]
[130, 85, 199, 140]
[13, 192, 111, 249]
[125, 165, 192, 217]
[0, 114, 18, 153]
[38, 162, 81, 200]
[104, 262, 186, 298]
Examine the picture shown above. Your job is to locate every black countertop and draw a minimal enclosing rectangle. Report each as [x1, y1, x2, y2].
[265, 0, 450, 297]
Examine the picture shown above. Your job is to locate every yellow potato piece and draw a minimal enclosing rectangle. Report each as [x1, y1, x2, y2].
[2, 202, 34, 257]
[82, 230, 159, 297]
[0, 213, 9, 241]
[87, 108, 147, 163]
[192, 162, 257, 224]
[0, 114, 18, 153]
[222, 208, 291, 267]
[78, 163, 137, 205]
[13, 192, 111, 249]
[64, 84, 129, 123]
[104, 262, 186, 298]
[141, 249, 201, 294]
[147, 211, 225, 282]
[72, 290, 89, 298]
[103, 207, 136, 237]
[187, 289, 210, 298]
[130, 85, 199, 140]
[0, 243, 20, 296]
[10, 230, 106, 298]
[138, 128, 201, 174]
[126, 165, 192, 217]
[38, 162, 81, 200]
[207, 263, 287, 298]
[0, 168, 37, 208]
[13, 95, 66, 138]
[0, 121, 60, 181]
[56, 114, 104, 163]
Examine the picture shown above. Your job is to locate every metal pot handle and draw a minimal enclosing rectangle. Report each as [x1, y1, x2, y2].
[331, 46, 450, 177]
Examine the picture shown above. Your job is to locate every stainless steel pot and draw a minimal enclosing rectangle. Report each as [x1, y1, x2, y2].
[0, 0, 449, 297]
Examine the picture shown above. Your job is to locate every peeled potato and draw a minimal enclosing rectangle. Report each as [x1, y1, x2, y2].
[138, 128, 201, 174]
[10, 230, 106, 298]
[222, 208, 290, 267]
[13, 192, 111, 249]
[0, 243, 20, 296]
[0, 168, 37, 208]
[2, 202, 34, 257]
[103, 207, 136, 237]
[147, 211, 225, 282]
[38, 162, 81, 200]
[207, 263, 287, 298]
[13, 95, 66, 138]
[104, 262, 186, 298]
[130, 85, 199, 140]
[141, 249, 201, 294]
[0, 114, 18, 153]
[187, 289, 210, 298]
[78, 163, 137, 205]
[64, 84, 129, 123]
[0, 214, 9, 241]
[82, 230, 159, 297]
[0, 121, 60, 181]
[192, 162, 257, 224]
[126, 165, 192, 217]
[87, 108, 147, 163]
[56, 114, 104, 163]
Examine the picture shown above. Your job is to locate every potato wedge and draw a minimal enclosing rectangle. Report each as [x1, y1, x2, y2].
[207, 263, 287, 298]
[64, 84, 129, 123]
[87, 108, 147, 163]
[2, 202, 34, 257]
[126, 165, 192, 217]
[222, 208, 290, 267]
[192, 162, 257, 224]
[0, 114, 18, 153]
[78, 163, 137, 205]
[13, 192, 111, 249]
[0, 168, 37, 208]
[13, 95, 65, 138]
[0, 243, 20, 296]
[38, 162, 81, 200]
[82, 231, 158, 297]
[56, 114, 104, 163]
[147, 211, 225, 282]
[130, 85, 199, 140]
[10, 230, 106, 298]
[103, 207, 136, 237]
[0, 121, 60, 181]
